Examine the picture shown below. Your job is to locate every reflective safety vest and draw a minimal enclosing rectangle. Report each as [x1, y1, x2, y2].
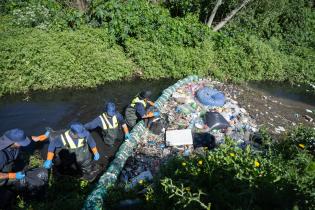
[130, 97, 146, 108]
[99, 113, 118, 130]
[61, 130, 85, 149]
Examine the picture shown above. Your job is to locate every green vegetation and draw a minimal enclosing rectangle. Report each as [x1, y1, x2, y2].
[0, 0, 314, 96]
[0, 17, 136, 95]
[106, 126, 315, 210]
[15, 176, 91, 210]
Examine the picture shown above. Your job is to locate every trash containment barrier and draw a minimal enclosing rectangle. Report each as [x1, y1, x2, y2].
[83, 75, 199, 210]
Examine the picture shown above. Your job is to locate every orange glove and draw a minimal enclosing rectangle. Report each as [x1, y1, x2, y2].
[91, 147, 98, 155]
[47, 152, 54, 160]
[32, 134, 48, 142]
[144, 112, 154, 118]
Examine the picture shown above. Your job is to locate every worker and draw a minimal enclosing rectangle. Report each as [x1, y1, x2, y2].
[125, 90, 160, 128]
[0, 129, 30, 208]
[34, 123, 100, 182]
[84, 102, 131, 147]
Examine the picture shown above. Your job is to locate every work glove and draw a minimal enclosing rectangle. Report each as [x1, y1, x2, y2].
[153, 112, 160, 117]
[43, 160, 52, 169]
[15, 172, 25, 180]
[125, 133, 131, 140]
[94, 153, 100, 161]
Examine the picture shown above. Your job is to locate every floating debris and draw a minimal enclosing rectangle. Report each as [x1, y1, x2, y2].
[120, 78, 259, 184]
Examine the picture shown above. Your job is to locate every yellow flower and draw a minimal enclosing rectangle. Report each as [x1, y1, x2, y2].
[298, 144, 305, 149]
[230, 153, 235, 157]
[182, 162, 187, 167]
[198, 160, 203, 165]
[138, 179, 144, 185]
[254, 160, 260, 167]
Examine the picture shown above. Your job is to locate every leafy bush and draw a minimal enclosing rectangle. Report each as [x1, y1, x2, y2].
[11, 4, 53, 29]
[213, 34, 286, 82]
[88, 0, 211, 47]
[0, 20, 137, 96]
[125, 39, 215, 79]
[145, 127, 315, 210]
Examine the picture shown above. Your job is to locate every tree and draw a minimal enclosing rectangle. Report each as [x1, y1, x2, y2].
[207, 0, 252, 31]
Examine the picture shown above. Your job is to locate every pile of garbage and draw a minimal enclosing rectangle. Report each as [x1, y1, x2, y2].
[120, 78, 259, 186]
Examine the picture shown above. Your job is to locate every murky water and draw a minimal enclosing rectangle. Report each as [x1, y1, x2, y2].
[1, 79, 314, 136]
[248, 81, 315, 107]
[0, 79, 175, 136]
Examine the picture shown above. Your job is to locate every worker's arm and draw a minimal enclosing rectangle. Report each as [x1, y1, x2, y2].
[0, 172, 25, 180]
[135, 103, 147, 118]
[86, 134, 100, 160]
[84, 117, 102, 130]
[0, 172, 9, 179]
[116, 113, 130, 134]
[86, 134, 98, 154]
[31, 130, 51, 142]
[147, 100, 155, 107]
[46, 139, 59, 161]
[43, 137, 62, 169]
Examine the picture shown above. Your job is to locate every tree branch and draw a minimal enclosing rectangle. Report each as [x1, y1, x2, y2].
[213, 0, 252, 32]
[207, 0, 223, 27]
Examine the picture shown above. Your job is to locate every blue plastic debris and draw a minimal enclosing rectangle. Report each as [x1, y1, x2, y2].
[196, 87, 225, 107]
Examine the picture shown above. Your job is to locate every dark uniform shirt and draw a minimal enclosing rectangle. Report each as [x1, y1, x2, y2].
[0, 147, 19, 171]
[47, 133, 96, 153]
[84, 112, 125, 130]
[135, 101, 152, 117]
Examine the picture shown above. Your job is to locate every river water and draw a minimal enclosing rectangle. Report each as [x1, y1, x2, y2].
[0, 79, 314, 174]
[1, 79, 314, 136]
[0, 79, 175, 136]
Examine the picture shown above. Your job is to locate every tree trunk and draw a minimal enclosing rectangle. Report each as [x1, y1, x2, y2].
[213, 0, 252, 31]
[207, 0, 223, 27]
[74, 0, 88, 11]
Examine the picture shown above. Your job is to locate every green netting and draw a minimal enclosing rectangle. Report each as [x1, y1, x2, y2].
[83, 75, 199, 210]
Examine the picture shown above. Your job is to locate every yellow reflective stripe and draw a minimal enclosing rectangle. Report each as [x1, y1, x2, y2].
[62, 130, 85, 149]
[77, 138, 85, 147]
[99, 115, 107, 130]
[103, 114, 118, 129]
[113, 116, 118, 128]
[61, 134, 67, 146]
[65, 131, 77, 149]
[130, 97, 146, 108]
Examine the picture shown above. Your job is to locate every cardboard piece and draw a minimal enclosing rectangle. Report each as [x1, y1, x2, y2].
[166, 129, 193, 146]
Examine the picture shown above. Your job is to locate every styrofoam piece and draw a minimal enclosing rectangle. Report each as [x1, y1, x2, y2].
[130, 170, 153, 188]
[166, 129, 193, 146]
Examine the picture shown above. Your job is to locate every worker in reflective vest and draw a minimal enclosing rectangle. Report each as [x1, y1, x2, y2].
[36, 123, 100, 182]
[125, 90, 160, 128]
[84, 102, 131, 147]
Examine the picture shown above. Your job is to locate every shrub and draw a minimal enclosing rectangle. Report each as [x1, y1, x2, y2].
[88, 0, 211, 47]
[214, 34, 286, 82]
[0, 21, 137, 96]
[125, 39, 215, 79]
[148, 128, 315, 209]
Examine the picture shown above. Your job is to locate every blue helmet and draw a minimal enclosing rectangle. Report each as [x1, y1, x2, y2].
[105, 102, 116, 117]
[0, 129, 31, 150]
[70, 123, 88, 138]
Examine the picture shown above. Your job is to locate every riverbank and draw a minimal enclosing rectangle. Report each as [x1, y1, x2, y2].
[104, 77, 315, 210]
[3, 77, 314, 210]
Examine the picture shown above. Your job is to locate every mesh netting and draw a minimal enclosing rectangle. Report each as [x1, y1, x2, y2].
[83, 75, 199, 210]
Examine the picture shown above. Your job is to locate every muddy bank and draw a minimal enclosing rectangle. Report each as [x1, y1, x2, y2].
[217, 83, 315, 135]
